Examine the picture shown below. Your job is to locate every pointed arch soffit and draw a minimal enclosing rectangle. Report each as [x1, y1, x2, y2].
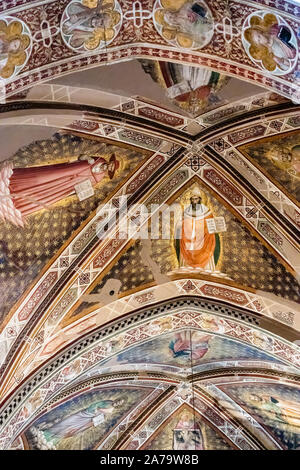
[23, 388, 269, 450]
[0, 0, 299, 102]
[0, 304, 299, 449]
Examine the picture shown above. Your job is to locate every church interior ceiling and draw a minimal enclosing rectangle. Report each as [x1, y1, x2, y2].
[0, 0, 299, 453]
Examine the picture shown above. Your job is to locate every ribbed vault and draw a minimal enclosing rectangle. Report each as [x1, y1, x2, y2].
[0, 0, 299, 452]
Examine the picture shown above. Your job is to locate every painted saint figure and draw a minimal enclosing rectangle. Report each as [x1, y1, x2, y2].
[40, 398, 125, 440]
[0, 34, 22, 62]
[164, 1, 213, 43]
[0, 154, 120, 227]
[173, 411, 204, 450]
[166, 65, 223, 115]
[174, 187, 220, 270]
[169, 331, 211, 361]
[267, 144, 300, 177]
[245, 23, 297, 71]
[0, 31, 28, 78]
[0, 19, 31, 78]
[140, 60, 227, 117]
[249, 393, 300, 428]
[62, 0, 114, 48]
[171, 65, 220, 102]
[290, 145, 300, 175]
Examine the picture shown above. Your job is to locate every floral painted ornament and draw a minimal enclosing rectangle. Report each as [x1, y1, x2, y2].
[61, 0, 122, 53]
[0, 17, 32, 80]
[153, 0, 215, 50]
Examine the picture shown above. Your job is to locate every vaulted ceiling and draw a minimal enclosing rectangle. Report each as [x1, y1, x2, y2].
[0, 0, 299, 451]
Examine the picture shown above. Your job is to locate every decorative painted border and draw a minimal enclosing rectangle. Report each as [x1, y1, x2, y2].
[0, 1, 298, 101]
[0, 303, 299, 449]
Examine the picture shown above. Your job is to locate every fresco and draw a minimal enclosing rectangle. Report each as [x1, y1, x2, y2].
[169, 185, 300, 300]
[221, 383, 300, 450]
[173, 186, 221, 271]
[61, 0, 122, 52]
[25, 386, 151, 450]
[94, 329, 288, 372]
[0, 16, 31, 79]
[153, 0, 215, 49]
[143, 406, 232, 450]
[242, 11, 298, 76]
[1, 153, 121, 228]
[239, 130, 300, 201]
[72, 179, 300, 319]
[140, 60, 229, 117]
[173, 411, 203, 450]
[0, 132, 144, 324]
[0, 0, 297, 104]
